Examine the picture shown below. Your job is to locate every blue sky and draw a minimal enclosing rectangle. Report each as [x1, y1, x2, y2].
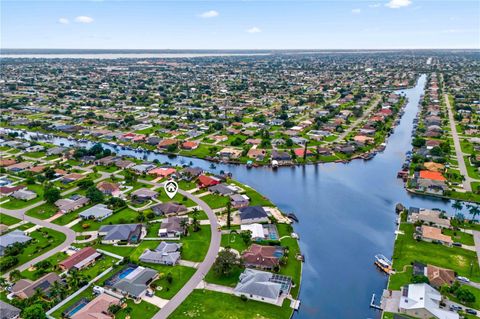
[1, 0, 479, 49]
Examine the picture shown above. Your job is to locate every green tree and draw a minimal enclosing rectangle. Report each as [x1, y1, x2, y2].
[44, 188, 61, 204]
[212, 248, 240, 277]
[86, 186, 104, 203]
[23, 304, 46, 319]
[226, 201, 232, 229]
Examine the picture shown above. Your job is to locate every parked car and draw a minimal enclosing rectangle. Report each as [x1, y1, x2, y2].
[466, 308, 477, 315]
[457, 276, 470, 283]
[452, 242, 462, 247]
[449, 305, 462, 311]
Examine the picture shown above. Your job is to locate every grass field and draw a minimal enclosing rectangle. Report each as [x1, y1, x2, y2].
[0, 213, 21, 226]
[390, 220, 480, 288]
[169, 290, 293, 319]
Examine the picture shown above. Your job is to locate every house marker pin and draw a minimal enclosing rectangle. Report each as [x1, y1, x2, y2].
[164, 180, 179, 199]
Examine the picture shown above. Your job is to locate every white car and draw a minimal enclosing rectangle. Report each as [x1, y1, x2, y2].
[457, 276, 470, 283]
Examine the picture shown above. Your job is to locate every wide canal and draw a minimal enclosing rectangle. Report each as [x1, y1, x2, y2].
[12, 74, 460, 318]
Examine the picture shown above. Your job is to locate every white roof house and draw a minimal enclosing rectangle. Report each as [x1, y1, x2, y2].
[399, 283, 459, 319]
[241, 223, 265, 240]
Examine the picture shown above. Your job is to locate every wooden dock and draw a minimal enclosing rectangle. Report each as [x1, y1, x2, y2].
[370, 293, 382, 310]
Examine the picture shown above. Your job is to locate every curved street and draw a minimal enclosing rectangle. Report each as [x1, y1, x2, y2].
[151, 185, 221, 319]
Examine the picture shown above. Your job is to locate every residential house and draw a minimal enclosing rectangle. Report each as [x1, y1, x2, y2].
[59, 247, 102, 271]
[151, 202, 188, 216]
[239, 206, 270, 224]
[408, 208, 451, 228]
[11, 189, 37, 201]
[230, 194, 250, 208]
[111, 266, 158, 299]
[233, 269, 292, 305]
[426, 265, 455, 288]
[11, 273, 62, 299]
[0, 230, 31, 256]
[79, 204, 113, 221]
[97, 181, 121, 197]
[198, 175, 221, 188]
[417, 225, 453, 246]
[55, 195, 89, 214]
[139, 242, 182, 265]
[242, 244, 283, 270]
[131, 188, 157, 203]
[0, 300, 21, 319]
[148, 167, 176, 178]
[398, 283, 458, 319]
[159, 216, 187, 238]
[70, 293, 121, 319]
[98, 224, 143, 244]
[209, 183, 237, 196]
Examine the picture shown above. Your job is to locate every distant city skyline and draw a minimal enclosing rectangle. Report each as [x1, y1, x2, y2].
[2, 0, 479, 49]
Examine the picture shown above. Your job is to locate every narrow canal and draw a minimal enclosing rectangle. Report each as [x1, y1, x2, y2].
[12, 74, 458, 318]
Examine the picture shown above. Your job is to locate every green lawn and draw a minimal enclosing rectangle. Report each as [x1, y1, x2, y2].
[72, 207, 139, 232]
[220, 232, 249, 253]
[25, 203, 58, 220]
[0, 184, 45, 209]
[169, 290, 293, 319]
[3, 227, 66, 272]
[180, 226, 211, 262]
[0, 213, 21, 226]
[147, 264, 196, 299]
[388, 265, 413, 290]
[391, 221, 480, 282]
[201, 193, 229, 209]
[204, 265, 244, 287]
[443, 228, 475, 246]
[448, 284, 480, 310]
[278, 236, 302, 297]
[20, 251, 67, 280]
[116, 299, 159, 319]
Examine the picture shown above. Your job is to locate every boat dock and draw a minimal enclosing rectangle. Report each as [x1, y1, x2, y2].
[369, 293, 382, 310]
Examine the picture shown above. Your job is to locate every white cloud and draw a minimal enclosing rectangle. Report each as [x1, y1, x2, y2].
[385, 0, 412, 9]
[74, 16, 94, 24]
[246, 27, 261, 34]
[58, 18, 69, 24]
[368, 3, 382, 8]
[352, 8, 361, 14]
[199, 10, 219, 18]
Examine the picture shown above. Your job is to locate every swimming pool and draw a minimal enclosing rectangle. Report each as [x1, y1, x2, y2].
[64, 299, 88, 317]
[118, 266, 135, 279]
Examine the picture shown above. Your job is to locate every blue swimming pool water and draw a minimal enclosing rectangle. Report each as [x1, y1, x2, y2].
[118, 267, 135, 279]
[67, 301, 87, 317]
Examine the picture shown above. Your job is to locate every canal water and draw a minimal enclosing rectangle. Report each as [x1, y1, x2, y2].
[11, 74, 458, 318]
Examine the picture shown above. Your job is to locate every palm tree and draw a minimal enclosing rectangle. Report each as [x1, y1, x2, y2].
[191, 210, 200, 232]
[180, 219, 189, 236]
[468, 204, 480, 223]
[452, 200, 463, 214]
[9, 269, 21, 282]
[226, 201, 232, 229]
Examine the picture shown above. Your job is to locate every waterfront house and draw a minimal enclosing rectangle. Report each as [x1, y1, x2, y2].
[407, 208, 451, 228]
[230, 194, 250, 208]
[398, 283, 458, 319]
[233, 269, 292, 305]
[242, 244, 283, 270]
[198, 175, 221, 188]
[417, 225, 453, 246]
[239, 206, 270, 224]
[209, 183, 237, 196]
[148, 167, 176, 178]
[98, 224, 144, 244]
[426, 265, 455, 288]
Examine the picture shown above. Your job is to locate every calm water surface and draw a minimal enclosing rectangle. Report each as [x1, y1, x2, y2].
[13, 74, 458, 318]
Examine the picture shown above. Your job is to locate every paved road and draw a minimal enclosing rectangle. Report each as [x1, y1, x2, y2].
[149, 182, 221, 319]
[1, 203, 76, 278]
[1, 172, 110, 278]
[331, 95, 381, 143]
[445, 93, 472, 192]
